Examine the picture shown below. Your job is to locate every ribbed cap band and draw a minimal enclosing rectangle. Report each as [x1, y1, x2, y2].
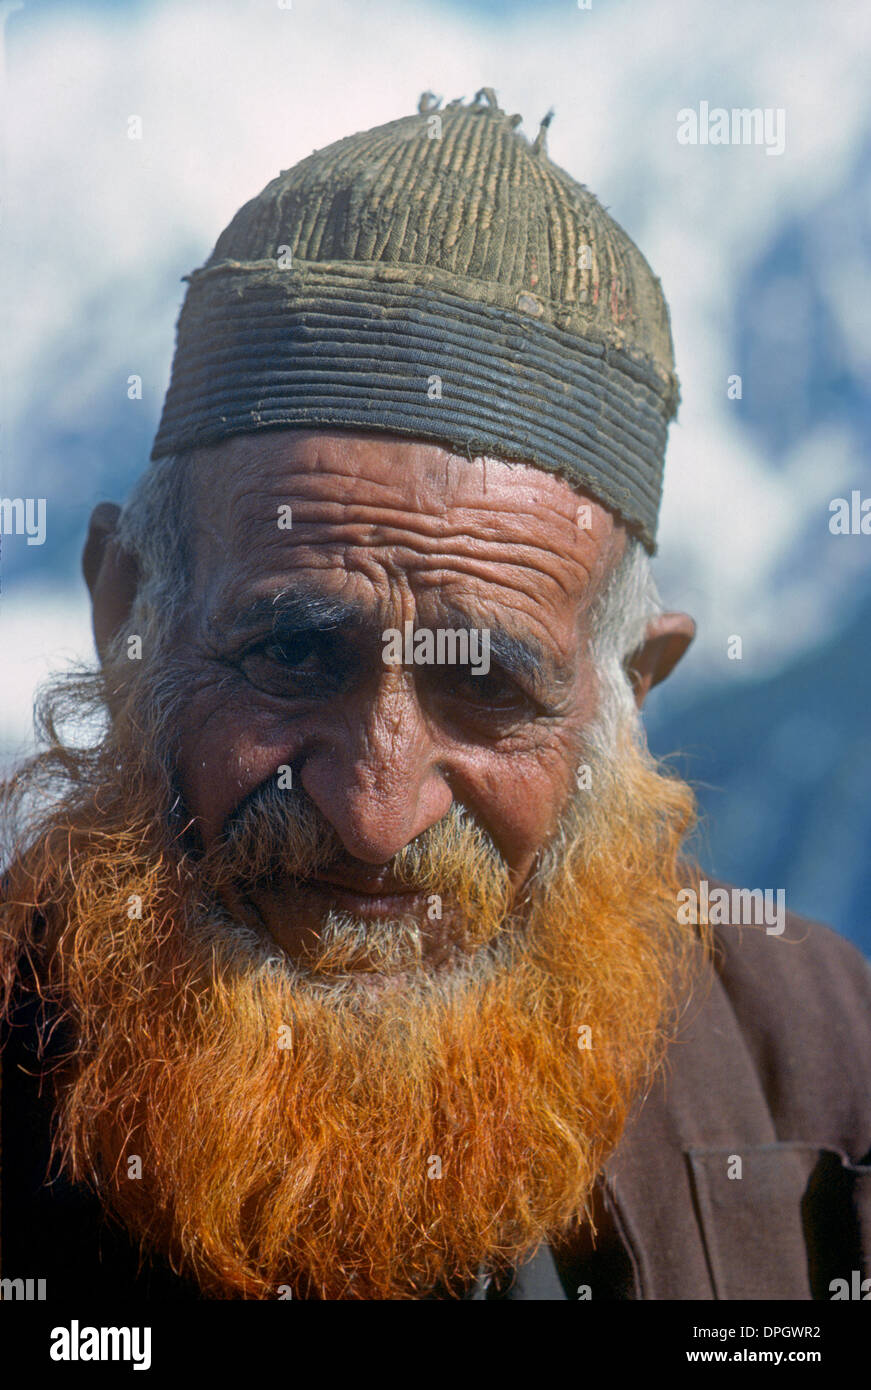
[152, 89, 679, 552]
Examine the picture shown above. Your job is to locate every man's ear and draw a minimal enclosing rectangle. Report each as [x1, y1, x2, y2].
[626, 612, 695, 708]
[82, 502, 139, 662]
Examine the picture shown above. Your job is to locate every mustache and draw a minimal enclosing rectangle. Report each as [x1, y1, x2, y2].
[196, 778, 513, 919]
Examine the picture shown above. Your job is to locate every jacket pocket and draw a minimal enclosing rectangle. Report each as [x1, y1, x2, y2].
[686, 1143, 871, 1300]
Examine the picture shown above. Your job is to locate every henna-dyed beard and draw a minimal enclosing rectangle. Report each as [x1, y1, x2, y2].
[1, 679, 703, 1300]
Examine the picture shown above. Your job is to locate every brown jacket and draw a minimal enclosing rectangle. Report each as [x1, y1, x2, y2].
[472, 906, 871, 1299]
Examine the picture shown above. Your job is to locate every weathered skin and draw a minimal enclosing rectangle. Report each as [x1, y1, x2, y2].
[83, 430, 694, 963]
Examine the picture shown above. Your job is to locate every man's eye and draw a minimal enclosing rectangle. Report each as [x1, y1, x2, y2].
[263, 636, 322, 669]
[237, 635, 338, 696]
[439, 666, 535, 712]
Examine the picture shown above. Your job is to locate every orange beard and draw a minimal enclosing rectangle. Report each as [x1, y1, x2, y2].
[1, 717, 704, 1300]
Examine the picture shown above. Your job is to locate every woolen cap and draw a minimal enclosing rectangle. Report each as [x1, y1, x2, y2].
[151, 88, 679, 552]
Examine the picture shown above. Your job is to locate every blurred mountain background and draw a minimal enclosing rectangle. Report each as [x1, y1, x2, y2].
[1, 0, 869, 949]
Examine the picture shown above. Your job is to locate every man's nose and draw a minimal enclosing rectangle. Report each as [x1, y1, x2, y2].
[298, 679, 453, 864]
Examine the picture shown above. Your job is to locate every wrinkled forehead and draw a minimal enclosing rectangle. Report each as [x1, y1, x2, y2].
[186, 430, 626, 631]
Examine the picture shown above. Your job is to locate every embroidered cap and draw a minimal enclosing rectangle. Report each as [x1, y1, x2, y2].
[151, 89, 680, 552]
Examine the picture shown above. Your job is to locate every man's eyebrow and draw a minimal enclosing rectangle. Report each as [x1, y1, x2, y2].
[207, 593, 574, 691]
[439, 605, 573, 694]
[207, 589, 364, 641]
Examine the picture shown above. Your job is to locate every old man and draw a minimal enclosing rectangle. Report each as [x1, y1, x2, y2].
[2, 89, 870, 1301]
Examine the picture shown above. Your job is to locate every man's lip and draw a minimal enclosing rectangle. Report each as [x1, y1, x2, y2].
[308, 870, 418, 896]
[291, 878, 427, 921]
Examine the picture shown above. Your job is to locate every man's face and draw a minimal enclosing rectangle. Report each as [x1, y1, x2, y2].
[174, 430, 625, 966]
[3, 428, 700, 1298]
